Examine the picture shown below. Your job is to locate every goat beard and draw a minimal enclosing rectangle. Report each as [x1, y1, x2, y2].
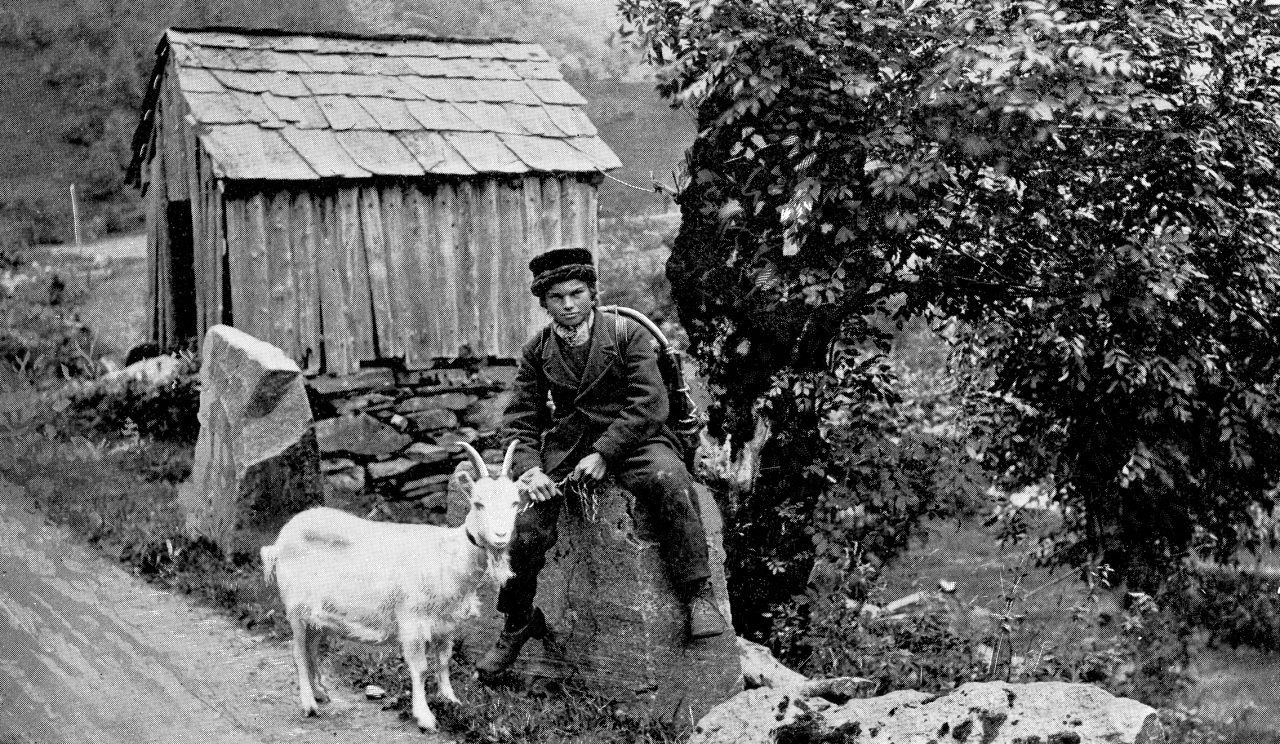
[484, 548, 513, 586]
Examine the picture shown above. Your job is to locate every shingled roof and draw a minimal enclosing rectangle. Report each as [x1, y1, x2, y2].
[128, 28, 622, 184]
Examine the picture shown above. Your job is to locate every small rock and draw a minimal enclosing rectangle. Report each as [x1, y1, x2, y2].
[367, 458, 419, 481]
[308, 368, 396, 396]
[480, 365, 518, 386]
[405, 408, 458, 432]
[434, 427, 477, 450]
[403, 473, 452, 493]
[461, 390, 513, 429]
[365, 685, 386, 700]
[321, 457, 356, 474]
[738, 637, 807, 690]
[335, 392, 396, 416]
[325, 466, 365, 493]
[388, 414, 411, 432]
[405, 442, 452, 464]
[315, 413, 412, 457]
[398, 393, 478, 414]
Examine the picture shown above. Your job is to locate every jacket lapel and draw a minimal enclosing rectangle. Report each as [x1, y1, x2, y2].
[575, 309, 617, 403]
[540, 326, 580, 390]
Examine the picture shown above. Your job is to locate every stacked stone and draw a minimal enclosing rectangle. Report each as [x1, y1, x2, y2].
[307, 365, 515, 522]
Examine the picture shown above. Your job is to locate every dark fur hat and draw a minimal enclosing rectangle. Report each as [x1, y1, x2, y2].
[529, 248, 597, 296]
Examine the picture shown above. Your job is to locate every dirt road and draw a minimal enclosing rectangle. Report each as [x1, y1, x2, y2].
[0, 476, 446, 744]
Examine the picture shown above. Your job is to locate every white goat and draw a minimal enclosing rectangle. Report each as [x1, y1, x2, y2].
[261, 441, 524, 732]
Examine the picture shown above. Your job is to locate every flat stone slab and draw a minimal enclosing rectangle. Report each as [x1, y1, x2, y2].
[315, 412, 412, 458]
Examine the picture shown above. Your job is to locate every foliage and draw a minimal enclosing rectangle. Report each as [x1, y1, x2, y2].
[621, 0, 1280, 640]
[779, 546, 1193, 710]
[61, 353, 202, 444]
[712, 350, 996, 640]
[334, 658, 682, 744]
[597, 215, 680, 323]
[1160, 706, 1280, 744]
[1163, 563, 1280, 653]
[0, 264, 103, 389]
[1, 194, 67, 249]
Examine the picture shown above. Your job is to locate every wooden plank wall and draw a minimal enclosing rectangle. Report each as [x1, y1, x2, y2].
[148, 63, 224, 351]
[220, 174, 597, 375]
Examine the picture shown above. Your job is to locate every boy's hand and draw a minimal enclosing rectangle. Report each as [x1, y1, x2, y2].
[572, 452, 607, 481]
[518, 468, 558, 502]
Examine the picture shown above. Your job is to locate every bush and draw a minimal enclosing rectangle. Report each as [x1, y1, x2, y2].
[780, 551, 1194, 710]
[0, 279, 101, 388]
[62, 354, 202, 444]
[1163, 564, 1280, 652]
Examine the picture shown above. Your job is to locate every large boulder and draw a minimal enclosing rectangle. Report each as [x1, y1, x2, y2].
[464, 476, 740, 730]
[178, 325, 322, 557]
[691, 680, 1164, 744]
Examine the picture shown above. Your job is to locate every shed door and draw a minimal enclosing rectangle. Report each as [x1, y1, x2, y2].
[166, 200, 197, 345]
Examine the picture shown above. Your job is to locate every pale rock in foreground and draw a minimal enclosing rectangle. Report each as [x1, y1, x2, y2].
[692, 680, 1163, 744]
[178, 325, 322, 556]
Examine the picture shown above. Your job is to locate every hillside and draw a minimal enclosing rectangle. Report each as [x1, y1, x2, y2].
[0, 0, 690, 248]
[0, 0, 358, 247]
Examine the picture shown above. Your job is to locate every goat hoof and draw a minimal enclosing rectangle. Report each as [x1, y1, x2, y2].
[301, 703, 320, 718]
[416, 717, 437, 732]
[314, 690, 330, 704]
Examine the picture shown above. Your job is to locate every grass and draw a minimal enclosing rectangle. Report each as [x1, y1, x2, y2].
[3, 398, 683, 743]
[874, 512, 1280, 744]
[74, 254, 147, 364]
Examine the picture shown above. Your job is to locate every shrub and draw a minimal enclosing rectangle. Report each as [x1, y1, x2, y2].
[1162, 564, 1280, 652]
[781, 547, 1194, 710]
[0, 285, 101, 388]
[62, 354, 202, 444]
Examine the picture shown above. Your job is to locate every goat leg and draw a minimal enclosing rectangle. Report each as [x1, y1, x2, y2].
[290, 617, 321, 716]
[305, 626, 329, 704]
[401, 635, 437, 731]
[434, 636, 461, 705]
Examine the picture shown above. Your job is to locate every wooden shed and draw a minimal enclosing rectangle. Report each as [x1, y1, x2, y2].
[126, 28, 621, 376]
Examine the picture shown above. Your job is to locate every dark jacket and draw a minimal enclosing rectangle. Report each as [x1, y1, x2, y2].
[503, 308, 680, 479]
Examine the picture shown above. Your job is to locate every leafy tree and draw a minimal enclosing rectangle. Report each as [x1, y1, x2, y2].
[621, 0, 1280, 642]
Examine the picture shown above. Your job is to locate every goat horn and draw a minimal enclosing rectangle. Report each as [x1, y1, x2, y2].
[501, 440, 519, 480]
[458, 442, 489, 479]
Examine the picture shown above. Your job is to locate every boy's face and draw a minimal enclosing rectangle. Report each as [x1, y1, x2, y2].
[541, 279, 595, 329]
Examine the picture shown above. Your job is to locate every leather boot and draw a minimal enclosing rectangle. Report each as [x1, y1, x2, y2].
[477, 608, 547, 682]
[686, 584, 729, 640]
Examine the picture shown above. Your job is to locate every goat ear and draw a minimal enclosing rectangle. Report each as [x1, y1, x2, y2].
[452, 467, 474, 493]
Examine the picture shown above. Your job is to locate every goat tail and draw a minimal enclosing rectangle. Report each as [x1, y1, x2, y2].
[260, 544, 279, 586]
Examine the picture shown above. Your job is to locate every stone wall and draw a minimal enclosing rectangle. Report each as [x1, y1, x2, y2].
[307, 365, 516, 524]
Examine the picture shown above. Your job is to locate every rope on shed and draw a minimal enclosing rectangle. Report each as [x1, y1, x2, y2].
[596, 167, 679, 196]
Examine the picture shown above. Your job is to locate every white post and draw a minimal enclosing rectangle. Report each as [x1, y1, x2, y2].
[70, 183, 83, 247]
[70, 183, 90, 292]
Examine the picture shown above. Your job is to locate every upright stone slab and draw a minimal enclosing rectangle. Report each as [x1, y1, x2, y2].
[475, 477, 741, 729]
[178, 325, 322, 557]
